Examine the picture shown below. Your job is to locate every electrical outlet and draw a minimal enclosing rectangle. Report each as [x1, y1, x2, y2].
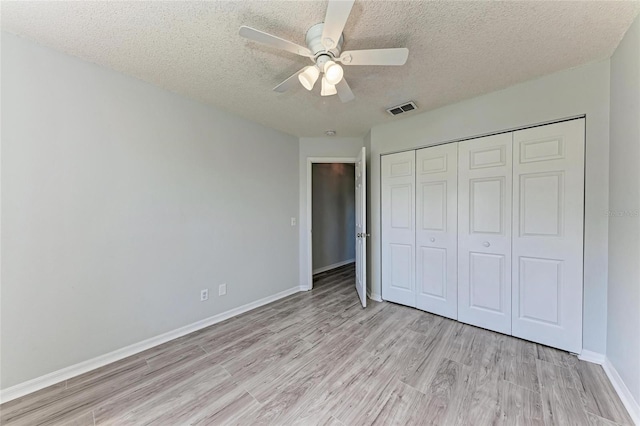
[219, 283, 227, 296]
[200, 289, 209, 301]
[291, 217, 296, 226]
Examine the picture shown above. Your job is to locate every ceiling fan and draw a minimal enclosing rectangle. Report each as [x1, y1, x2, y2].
[238, 0, 409, 102]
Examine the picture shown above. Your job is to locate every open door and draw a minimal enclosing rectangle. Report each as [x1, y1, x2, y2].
[355, 147, 367, 308]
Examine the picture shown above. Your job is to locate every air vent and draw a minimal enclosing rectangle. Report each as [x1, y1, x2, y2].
[386, 101, 418, 116]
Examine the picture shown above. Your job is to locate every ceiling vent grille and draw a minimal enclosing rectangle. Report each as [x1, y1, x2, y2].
[386, 101, 418, 116]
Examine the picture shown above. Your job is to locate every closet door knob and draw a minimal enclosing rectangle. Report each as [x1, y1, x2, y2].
[430, 237, 435, 242]
[483, 241, 491, 247]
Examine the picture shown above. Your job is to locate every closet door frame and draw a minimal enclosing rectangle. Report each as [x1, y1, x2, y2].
[378, 116, 586, 354]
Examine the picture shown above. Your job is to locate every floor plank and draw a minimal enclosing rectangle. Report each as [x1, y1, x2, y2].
[575, 361, 634, 425]
[1, 264, 631, 426]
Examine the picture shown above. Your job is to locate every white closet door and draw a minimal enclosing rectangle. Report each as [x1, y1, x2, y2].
[416, 144, 458, 319]
[458, 133, 513, 334]
[512, 119, 585, 353]
[382, 151, 416, 307]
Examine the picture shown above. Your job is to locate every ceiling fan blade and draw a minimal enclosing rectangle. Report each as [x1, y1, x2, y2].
[321, 0, 355, 49]
[273, 68, 306, 93]
[339, 48, 409, 66]
[239, 26, 312, 57]
[336, 78, 355, 103]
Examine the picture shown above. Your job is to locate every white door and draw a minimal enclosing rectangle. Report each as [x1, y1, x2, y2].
[416, 144, 458, 319]
[355, 147, 367, 308]
[511, 119, 584, 353]
[458, 133, 513, 334]
[382, 151, 416, 307]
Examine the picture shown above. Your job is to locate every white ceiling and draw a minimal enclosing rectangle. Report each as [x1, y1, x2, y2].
[2, 1, 638, 137]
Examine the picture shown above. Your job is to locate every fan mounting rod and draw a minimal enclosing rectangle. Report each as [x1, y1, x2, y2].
[306, 23, 344, 60]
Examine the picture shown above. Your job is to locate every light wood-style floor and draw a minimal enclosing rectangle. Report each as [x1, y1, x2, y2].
[1, 264, 633, 425]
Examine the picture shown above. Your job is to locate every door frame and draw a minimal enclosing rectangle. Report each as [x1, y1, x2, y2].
[305, 157, 358, 290]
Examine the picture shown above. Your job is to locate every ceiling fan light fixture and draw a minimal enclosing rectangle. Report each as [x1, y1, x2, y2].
[321, 77, 337, 96]
[298, 66, 320, 91]
[324, 60, 344, 85]
[239, 0, 410, 103]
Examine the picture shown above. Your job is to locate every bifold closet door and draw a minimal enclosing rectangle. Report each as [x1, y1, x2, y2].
[511, 119, 585, 353]
[458, 133, 513, 334]
[415, 144, 458, 319]
[382, 151, 416, 307]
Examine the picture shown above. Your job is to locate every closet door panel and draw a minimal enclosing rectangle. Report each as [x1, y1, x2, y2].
[416, 143, 458, 319]
[458, 133, 512, 334]
[469, 252, 506, 313]
[382, 151, 416, 307]
[512, 119, 584, 353]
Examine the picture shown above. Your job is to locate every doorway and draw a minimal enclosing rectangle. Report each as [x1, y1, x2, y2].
[306, 149, 367, 307]
[311, 163, 356, 277]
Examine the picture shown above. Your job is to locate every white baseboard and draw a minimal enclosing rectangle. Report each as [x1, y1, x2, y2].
[0, 285, 301, 404]
[312, 258, 355, 275]
[578, 350, 606, 365]
[602, 357, 640, 425]
[367, 289, 383, 302]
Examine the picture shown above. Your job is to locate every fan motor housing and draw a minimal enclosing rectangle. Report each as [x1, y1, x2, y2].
[306, 23, 343, 59]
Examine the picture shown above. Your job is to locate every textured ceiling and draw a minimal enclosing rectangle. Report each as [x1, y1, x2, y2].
[2, 1, 639, 137]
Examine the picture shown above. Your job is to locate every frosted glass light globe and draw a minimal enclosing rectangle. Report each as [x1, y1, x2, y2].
[324, 61, 344, 85]
[298, 66, 320, 91]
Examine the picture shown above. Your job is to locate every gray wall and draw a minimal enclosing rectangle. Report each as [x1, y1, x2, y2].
[608, 15, 640, 407]
[1, 33, 299, 390]
[369, 59, 611, 354]
[311, 164, 355, 272]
